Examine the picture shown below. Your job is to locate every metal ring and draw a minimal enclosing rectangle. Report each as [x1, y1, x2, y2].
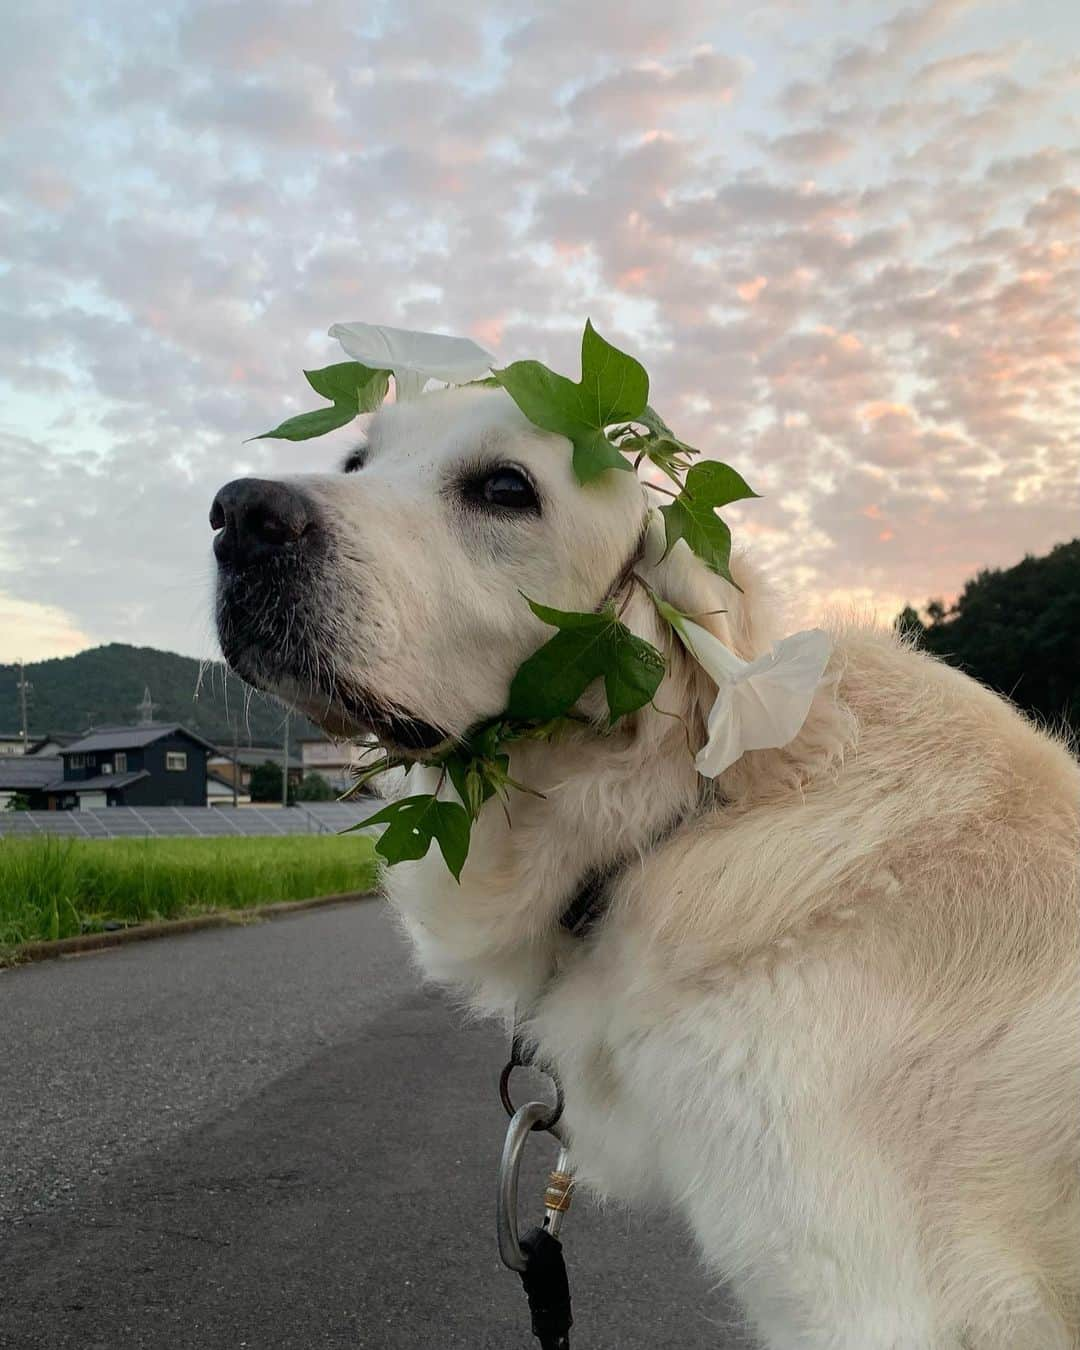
[499, 1058, 564, 1133]
[496, 1101, 553, 1273]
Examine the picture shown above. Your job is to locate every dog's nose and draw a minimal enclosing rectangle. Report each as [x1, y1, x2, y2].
[210, 478, 318, 568]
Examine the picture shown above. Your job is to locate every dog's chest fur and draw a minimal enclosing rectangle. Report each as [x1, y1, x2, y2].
[386, 804, 872, 1270]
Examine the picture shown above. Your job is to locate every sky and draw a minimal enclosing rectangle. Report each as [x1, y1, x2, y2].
[1, 0, 1077, 662]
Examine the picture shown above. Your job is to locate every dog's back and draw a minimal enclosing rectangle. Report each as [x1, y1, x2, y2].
[829, 632, 1080, 1345]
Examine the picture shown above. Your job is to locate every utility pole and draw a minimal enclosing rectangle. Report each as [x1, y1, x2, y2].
[16, 660, 31, 748]
[231, 719, 239, 809]
[281, 712, 290, 808]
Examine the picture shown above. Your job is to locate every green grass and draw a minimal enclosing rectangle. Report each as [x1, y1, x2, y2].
[0, 835, 379, 949]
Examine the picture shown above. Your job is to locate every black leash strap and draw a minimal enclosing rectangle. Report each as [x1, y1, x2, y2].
[497, 1100, 577, 1348]
[518, 1226, 573, 1350]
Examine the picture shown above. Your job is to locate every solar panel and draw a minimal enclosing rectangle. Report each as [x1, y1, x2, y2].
[70, 812, 110, 838]
[0, 813, 40, 836]
[0, 802, 377, 839]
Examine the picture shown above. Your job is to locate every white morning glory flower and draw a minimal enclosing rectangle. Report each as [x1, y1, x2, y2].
[667, 611, 833, 778]
[328, 321, 496, 401]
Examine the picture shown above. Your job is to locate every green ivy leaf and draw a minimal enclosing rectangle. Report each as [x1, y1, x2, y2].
[660, 460, 758, 585]
[580, 319, 650, 430]
[252, 403, 359, 442]
[508, 597, 665, 723]
[253, 361, 390, 441]
[492, 319, 648, 483]
[637, 405, 677, 439]
[304, 361, 390, 412]
[361, 794, 471, 881]
[603, 626, 668, 719]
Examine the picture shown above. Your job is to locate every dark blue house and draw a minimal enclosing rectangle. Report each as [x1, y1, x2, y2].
[47, 724, 215, 810]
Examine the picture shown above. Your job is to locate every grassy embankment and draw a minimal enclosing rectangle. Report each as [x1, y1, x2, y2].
[0, 835, 379, 950]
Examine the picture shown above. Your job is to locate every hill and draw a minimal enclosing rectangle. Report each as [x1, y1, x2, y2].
[896, 537, 1080, 741]
[0, 644, 322, 747]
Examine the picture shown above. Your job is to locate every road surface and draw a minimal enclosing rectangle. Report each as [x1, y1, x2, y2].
[0, 901, 750, 1348]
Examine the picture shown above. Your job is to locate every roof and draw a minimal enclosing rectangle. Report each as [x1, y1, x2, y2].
[206, 769, 252, 794]
[207, 748, 302, 769]
[63, 724, 217, 756]
[0, 757, 62, 790]
[50, 771, 151, 793]
[27, 732, 80, 752]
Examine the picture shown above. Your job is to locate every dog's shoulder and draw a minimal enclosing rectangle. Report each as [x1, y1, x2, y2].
[833, 622, 1080, 834]
[624, 618, 1079, 981]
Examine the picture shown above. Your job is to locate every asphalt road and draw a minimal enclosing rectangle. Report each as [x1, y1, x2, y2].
[0, 902, 751, 1349]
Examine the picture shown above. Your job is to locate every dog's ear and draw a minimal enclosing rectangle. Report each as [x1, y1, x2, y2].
[637, 509, 782, 751]
[634, 516, 737, 741]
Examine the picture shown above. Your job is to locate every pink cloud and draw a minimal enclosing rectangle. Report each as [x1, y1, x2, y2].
[1, 0, 1076, 659]
[766, 128, 856, 166]
[916, 43, 1023, 85]
[569, 49, 744, 128]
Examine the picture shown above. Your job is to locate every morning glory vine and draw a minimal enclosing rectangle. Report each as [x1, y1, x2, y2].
[250, 319, 829, 879]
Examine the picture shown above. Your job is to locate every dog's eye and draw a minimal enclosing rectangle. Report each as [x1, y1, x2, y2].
[466, 467, 540, 513]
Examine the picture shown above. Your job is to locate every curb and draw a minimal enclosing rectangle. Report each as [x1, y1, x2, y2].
[4, 891, 379, 966]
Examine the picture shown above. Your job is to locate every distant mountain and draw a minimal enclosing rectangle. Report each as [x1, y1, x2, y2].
[0, 644, 322, 748]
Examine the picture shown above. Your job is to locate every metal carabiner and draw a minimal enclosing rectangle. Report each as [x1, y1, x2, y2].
[499, 1098, 583, 1275]
[497, 1101, 551, 1273]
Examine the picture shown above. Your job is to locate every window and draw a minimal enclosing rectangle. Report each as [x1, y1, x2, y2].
[115, 752, 127, 773]
[87, 755, 96, 767]
[166, 751, 188, 772]
[69, 754, 85, 769]
[101, 762, 113, 775]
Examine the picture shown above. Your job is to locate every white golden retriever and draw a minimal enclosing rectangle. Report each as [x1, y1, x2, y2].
[212, 387, 1080, 1349]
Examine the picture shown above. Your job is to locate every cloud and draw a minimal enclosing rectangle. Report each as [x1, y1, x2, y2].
[765, 127, 856, 165]
[569, 49, 745, 128]
[0, 0, 1077, 660]
[831, 0, 984, 82]
[915, 43, 1024, 85]
[0, 595, 94, 663]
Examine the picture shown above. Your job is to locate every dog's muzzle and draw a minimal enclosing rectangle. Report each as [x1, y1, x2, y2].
[210, 477, 449, 753]
[211, 476, 328, 680]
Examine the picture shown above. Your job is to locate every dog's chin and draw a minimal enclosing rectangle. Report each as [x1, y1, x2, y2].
[298, 690, 451, 757]
[229, 659, 451, 758]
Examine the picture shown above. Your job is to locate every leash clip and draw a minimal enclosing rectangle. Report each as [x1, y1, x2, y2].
[497, 1102, 577, 1273]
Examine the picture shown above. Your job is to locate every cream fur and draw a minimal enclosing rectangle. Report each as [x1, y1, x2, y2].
[253, 389, 1080, 1348]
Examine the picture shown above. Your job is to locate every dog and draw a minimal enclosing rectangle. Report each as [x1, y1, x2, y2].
[212, 386, 1080, 1349]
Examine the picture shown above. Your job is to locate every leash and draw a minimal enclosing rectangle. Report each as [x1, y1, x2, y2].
[497, 1101, 576, 1350]
[491, 725, 694, 1345]
[493, 862, 623, 1349]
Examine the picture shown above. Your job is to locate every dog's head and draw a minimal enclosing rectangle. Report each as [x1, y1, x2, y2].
[211, 387, 649, 752]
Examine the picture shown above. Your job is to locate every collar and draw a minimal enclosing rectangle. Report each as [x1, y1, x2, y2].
[558, 864, 617, 938]
[555, 810, 690, 939]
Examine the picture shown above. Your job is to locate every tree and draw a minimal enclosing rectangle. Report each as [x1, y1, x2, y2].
[893, 605, 925, 644]
[294, 772, 335, 802]
[895, 538, 1080, 740]
[249, 761, 286, 802]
